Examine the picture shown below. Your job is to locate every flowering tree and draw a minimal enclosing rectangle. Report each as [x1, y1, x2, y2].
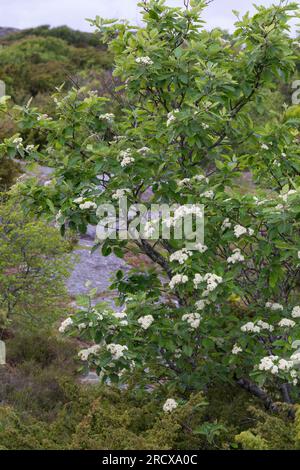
[2, 0, 300, 412]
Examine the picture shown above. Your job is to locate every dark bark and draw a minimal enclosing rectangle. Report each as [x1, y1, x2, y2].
[237, 378, 295, 419]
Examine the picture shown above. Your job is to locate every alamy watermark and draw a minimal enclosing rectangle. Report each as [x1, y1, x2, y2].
[96, 198, 204, 250]
[0, 80, 6, 98]
[292, 80, 300, 105]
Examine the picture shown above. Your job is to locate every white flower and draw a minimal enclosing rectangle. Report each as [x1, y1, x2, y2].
[278, 318, 296, 328]
[99, 113, 114, 122]
[232, 344, 242, 355]
[166, 109, 179, 127]
[257, 320, 274, 332]
[195, 299, 209, 311]
[221, 218, 232, 230]
[107, 343, 128, 360]
[78, 344, 101, 361]
[119, 149, 135, 167]
[138, 315, 154, 330]
[194, 174, 209, 184]
[59, 317, 73, 333]
[201, 190, 214, 199]
[182, 312, 202, 329]
[79, 201, 97, 210]
[261, 144, 269, 150]
[292, 306, 300, 318]
[195, 243, 208, 253]
[291, 351, 300, 365]
[258, 355, 278, 371]
[298, 251, 300, 260]
[241, 322, 261, 333]
[280, 189, 297, 203]
[13, 137, 23, 145]
[169, 274, 188, 289]
[135, 56, 153, 65]
[234, 225, 248, 238]
[78, 323, 86, 331]
[74, 197, 84, 204]
[163, 398, 178, 413]
[204, 273, 223, 292]
[265, 302, 284, 311]
[25, 144, 34, 152]
[201, 123, 209, 130]
[170, 249, 192, 265]
[278, 359, 293, 371]
[227, 248, 245, 265]
[121, 156, 135, 167]
[112, 189, 129, 200]
[178, 178, 191, 187]
[271, 365, 279, 375]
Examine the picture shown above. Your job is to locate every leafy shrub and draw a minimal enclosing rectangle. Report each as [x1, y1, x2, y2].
[1, 0, 300, 445]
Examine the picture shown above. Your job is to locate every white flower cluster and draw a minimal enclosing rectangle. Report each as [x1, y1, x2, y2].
[258, 356, 297, 383]
[193, 273, 223, 292]
[182, 312, 202, 329]
[163, 398, 178, 413]
[201, 190, 214, 199]
[278, 318, 296, 328]
[170, 249, 192, 265]
[107, 343, 128, 360]
[113, 309, 128, 326]
[232, 344, 242, 355]
[78, 344, 101, 361]
[169, 274, 189, 289]
[257, 320, 274, 332]
[164, 205, 203, 228]
[79, 201, 97, 210]
[195, 299, 210, 311]
[59, 317, 73, 333]
[135, 56, 153, 65]
[234, 225, 254, 238]
[241, 322, 261, 333]
[221, 218, 232, 231]
[292, 306, 300, 318]
[120, 149, 135, 167]
[265, 302, 283, 311]
[26, 144, 34, 153]
[138, 315, 154, 330]
[99, 113, 114, 123]
[112, 188, 129, 200]
[194, 174, 209, 184]
[166, 109, 179, 127]
[279, 189, 297, 203]
[13, 137, 23, 149]
[227, 248, 245, 265]
[178, 178, 191, 187]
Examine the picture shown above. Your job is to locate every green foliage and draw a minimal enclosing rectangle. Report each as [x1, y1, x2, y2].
[0, 197, 71, 324]
[0, 35, 112, 103]
[1, 0, 300, 450]
[3, 25, 105, 48]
